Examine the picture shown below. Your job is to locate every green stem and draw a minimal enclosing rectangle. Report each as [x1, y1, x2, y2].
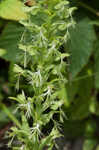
[78, 1, 99, 17]
[1, 104, 21, 128]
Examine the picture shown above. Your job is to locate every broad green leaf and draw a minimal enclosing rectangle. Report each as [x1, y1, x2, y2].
[0, 109, 10, 128]
[91, 20, 99, 26]
[0, 48, 6, 56]
[0, 0, 27, 21]
[83, 139, 97, 150]
[65, 67, 93, 120]
[59, 84, 70, 107]
[64, 119, 86, 138]
[94, 41, 99, 88]
[0, 22, 24, 62]
[0, 105, 19, 128]
[64, 119, 96, 138]
[0, 19, 5, 28]
[84, 120, 97, 138]
[1, 104, 21, 128]
[64, 81, 79, 106]
[89, 97, 99, 116]
[67, 17, 96, 79]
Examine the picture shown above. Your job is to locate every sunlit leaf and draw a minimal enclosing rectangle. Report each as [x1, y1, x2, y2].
[67, 17, 96, 79]
[0, 22, 24, 62]
[0, 0, 27, 21]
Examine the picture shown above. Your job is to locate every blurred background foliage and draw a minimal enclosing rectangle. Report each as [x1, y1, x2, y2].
[0, 0, 99, 149]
